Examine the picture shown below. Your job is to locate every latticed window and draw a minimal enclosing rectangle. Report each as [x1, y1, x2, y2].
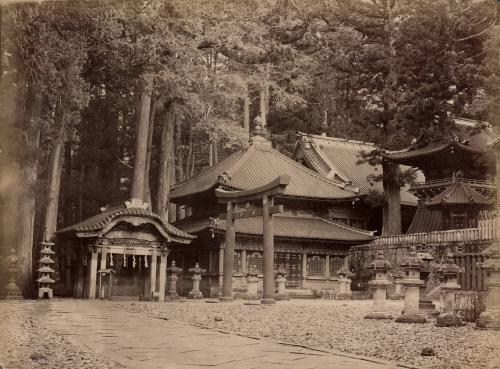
[330, 256, 344, 275]
[233, 252, 241, 273]
[248, 252, 264, 273]
[307, 255, 325, 276]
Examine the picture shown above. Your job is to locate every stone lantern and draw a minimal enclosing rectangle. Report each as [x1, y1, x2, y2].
[188, 262, 206, 299]
[390, 270, 405, 300]
[0, 248, 23, 300]
[435, 251, 465, 327]
[335, 262, 354, 300]
[166, 260, 182, 300]
[275, 265, 289, 300]
[416, 248, 436, 312]
[476, 244, 500, 329]
[365, 250, 393, 319]
[396, 245, 427, 323]
[245, 266, 260, 300]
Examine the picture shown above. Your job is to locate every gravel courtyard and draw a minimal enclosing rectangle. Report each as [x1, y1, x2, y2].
[112, 299, 499, 369]
[1, 299, 499, 369]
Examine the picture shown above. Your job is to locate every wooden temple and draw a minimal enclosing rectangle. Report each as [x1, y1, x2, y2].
[55, 199, 194, 301]
[358, 118, 497, 291]
[170, 128, 374, 298]
[293, 132, 424, 232]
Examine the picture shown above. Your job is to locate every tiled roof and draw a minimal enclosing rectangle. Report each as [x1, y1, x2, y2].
[295, 133, 422, 206]
[406, 207, 443, 234]
[171, 136, 359, 202]
[427, 180, 493, 208]
[214, 214, 374, 242]
[56, 206, 195, 242]
[386, 119, 496, 163]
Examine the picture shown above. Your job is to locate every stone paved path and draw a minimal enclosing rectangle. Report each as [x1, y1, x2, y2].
[23, 300, 414, 369]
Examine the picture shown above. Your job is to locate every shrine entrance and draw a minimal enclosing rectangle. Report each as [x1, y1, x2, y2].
[275, 253, 301, 288]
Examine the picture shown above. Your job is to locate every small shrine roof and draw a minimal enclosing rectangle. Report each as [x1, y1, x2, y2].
[294, 132, 422, 206]
[213, 214, 374, 242]
[385, 118, 496, 164]
[171, 135, 360, 202]
[56, 204, 195, 244]
[427, 179, 493, 208]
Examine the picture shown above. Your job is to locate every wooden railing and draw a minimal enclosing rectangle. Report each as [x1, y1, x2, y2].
[371, 223, 495, 247]
[411, 178, 496, 190]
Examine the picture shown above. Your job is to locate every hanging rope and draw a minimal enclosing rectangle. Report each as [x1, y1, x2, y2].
[110, 252, 114, 266]
[133, 255, 136, 269]
[124, 254, 127, 268]
[145, 255, 149, 268]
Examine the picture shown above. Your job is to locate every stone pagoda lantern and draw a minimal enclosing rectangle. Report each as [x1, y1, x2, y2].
[0, 248, 23, 300]
[396, 245, 427, 323]
[434, 251, 465, 327]
[275, 265, 289, 300]
[365, 250, 393, 319]
[477, 244, 500, 329]
[188, 262, 206, 299]
[335, 262, 354, 300]
[166, 260, 182, 300]
[416, 248, 436, 312]
[245, 266, 260, 300]
[37, 231, 56, 299]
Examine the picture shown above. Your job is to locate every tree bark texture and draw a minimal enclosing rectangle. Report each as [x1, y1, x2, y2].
[44, 122, 65, 240]
[144, 95, 156, 208]
[156, 108, 175, 222]
[131, 75, 153, 201]
[381, 160, 402, 236]
[259, 81, 267, 128]
[175, 118, 185, 183]
[243, 84, 250, 139]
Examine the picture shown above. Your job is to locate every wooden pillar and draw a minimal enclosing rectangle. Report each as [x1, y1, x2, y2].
[262, 195, 275, 304]
[325, 254, 330, 278]
[301, 252, 307, 288]
[241, 249, 247, 274]
[150, 253, 158, 299]
[88, 249, 98, 299]
[221, 202, 235, 301]
[218, 244, 224, 290]
[158, 251, 168, 302]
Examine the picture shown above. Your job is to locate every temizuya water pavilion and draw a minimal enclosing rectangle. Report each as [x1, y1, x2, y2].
[56, 199, 194, 301]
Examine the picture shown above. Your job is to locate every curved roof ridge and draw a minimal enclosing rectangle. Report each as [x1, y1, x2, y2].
[318, 216, 375, 236]
[297, 131, 378, 149]
[308, 140, 352, 183]
[252, 142, 360, 195]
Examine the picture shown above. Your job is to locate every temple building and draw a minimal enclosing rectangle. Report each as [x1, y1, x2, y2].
[293, 132, 423, 232]
[170, 129, 374, 297]
[359, 118, 497, 291]
[55, 199, 194, 300]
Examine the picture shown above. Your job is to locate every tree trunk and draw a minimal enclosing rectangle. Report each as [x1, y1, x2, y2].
[185, 125, 193, 178]
[259, 81, 267, 128]
[175, 118, 185, 183]
[156, 108, 175, 221]
[131, 75, 153, 202]
[381, 160, 402, 236]
[144, 95, 156, 208]
[322, 109, 328, 130]
[44, 122, 65, 240]
[243, 84, 250, 138]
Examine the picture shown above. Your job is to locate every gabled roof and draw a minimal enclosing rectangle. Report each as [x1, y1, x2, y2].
[171, 135, 360, 202]
[294, 132, 422, 206]
[174, 214, 373, 242]
[427, 179, 493, 208]
[215, 214, 374, 242]
[386, 118, 496, 164]
[56, 204, 195, 244]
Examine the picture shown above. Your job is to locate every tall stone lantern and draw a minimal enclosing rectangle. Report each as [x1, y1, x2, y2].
[435, 251, 465, 327]
[0, 248, 23, 300]
[396, 245, 427, 323]
[188, 263, 206, 299]
[416, 248, 436, 312]
[335, 262, 353, 300]
[166, 260, 182, 300]
[477, 136, 500, 330]
[245, 267, 260, 300]
[365, 250, 393, 319]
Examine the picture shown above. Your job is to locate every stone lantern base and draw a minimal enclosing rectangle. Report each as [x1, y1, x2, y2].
[187, 290, 203, 299]
[395, 313, 427, 324]
[476, 310, 500, 330]
[365, 311, 394, 319]
[436, 312, 465, 327]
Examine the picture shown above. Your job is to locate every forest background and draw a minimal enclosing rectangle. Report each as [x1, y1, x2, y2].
[0, 0, 498, 295]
